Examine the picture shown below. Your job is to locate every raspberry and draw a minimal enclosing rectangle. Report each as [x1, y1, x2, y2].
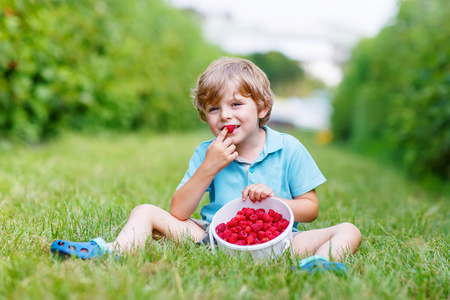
[280, 219, 290, 229]
[215, 223, 226, 233]
[246, 235, 255, 245]
[225, 125, 235, 133]
[228, 233, 238, 243]
[243, 207, 255, 217]
[249, 214, 259, 223]
[251, 223, 262, 233]
[239, 221, 247, 228]
[236, 214, 247, 222]
[223, 230, 232, 240]
[245, 226, 252, 234]
[226, 217, 238, 228]
[257, 231, 266, 240]
[262, 223, 272, 232]
[238, 230, 248, 240]
[255, 208, 265, 218]
[273, 212, 282, 222]
[230, 226, 240, 234]
[236, 240, 246, 246]
[268, 209, 276, 217]
[256, 220, 264, 225]
[262, 213, 271, 223]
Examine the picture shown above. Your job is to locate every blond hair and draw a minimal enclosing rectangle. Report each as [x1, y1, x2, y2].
[192, 57, 273, 126]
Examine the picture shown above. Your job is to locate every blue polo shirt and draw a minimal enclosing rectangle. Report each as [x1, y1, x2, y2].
[177, 126, 326, 228]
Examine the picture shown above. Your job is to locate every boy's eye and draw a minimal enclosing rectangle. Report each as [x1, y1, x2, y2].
[208, 107, 218, 112]
[232, 102, 241, 107]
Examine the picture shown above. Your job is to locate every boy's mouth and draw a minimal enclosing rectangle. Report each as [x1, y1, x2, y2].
[222, 125, 237, 133]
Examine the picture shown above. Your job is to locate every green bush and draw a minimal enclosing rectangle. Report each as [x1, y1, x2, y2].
[0, 0, 223, 142]
[332, 0, 450, 180]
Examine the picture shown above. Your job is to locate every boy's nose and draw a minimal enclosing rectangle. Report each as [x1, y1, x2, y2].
[220, 108, 232, 120]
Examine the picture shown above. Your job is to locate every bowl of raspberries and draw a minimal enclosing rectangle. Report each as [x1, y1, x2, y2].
[209, 197, 294, 260]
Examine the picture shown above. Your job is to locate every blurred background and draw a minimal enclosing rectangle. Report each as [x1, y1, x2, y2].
[0, 0, 448, 182]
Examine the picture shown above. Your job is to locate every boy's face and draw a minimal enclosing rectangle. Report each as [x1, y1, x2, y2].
[205, 83, 268, 145]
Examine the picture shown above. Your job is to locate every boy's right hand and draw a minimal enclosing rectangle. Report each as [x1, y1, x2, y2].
[203, 128, 238, 174]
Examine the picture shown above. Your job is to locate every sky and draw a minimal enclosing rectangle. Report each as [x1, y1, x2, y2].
[167, 0, 399, 85]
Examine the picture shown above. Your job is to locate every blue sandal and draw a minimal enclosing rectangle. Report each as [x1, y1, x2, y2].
[295, 255, 348, 275]
[51, 237, 111, 260]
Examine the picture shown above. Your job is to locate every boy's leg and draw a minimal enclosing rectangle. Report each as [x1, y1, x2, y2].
[292, 222, 361, 261]
[109, 204, 206, 252]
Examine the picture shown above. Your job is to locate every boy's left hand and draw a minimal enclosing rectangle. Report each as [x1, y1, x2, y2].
[242, 183, 275, 202]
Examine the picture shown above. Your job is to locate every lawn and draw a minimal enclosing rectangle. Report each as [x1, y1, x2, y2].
[0, 129, 448, 299]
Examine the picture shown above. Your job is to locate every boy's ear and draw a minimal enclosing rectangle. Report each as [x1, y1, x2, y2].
[258, 105, 270, 119]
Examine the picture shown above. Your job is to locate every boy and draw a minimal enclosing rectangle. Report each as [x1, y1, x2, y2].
[51, 57, 361, 272]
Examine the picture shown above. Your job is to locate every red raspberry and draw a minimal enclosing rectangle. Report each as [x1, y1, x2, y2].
[239, 221, 248, 228]
[273, 230, 281, 237]
[246, 235, 255, 245]
[257, 231, 266, 240]
[250, 232, 257, 238]
[246, 220, 253, 227]
[273, 213, 282, 222]
[230, 226, 240, 234]
[225, 125, 235, 133]
[228, 233, 238, 243]
[267, 234, 275, 240]
[223, 230, 232, 240]
[268, 209, 276, 217]
[255, 209, 265, 218]
[262, 213, 271, 223]
[269, 226, 278, 232]
[280, 219, 290, 229]
[236, 214, 247, 222]
[215, 223, 226, 233]
[249, 214, 259, 223]
[244, 208, 255, 217]
[256, 220, 264, 225]
[262, 223, 272, 232]
[254, 238, 261, 244]
[227, 218, 238, 228]
[218, 232, 224, 239]
[251, 223, 262, 233]
[236, 240, 246, 246]
[245, 226, 252, 234]
[238, 231, 248, 240]
[277, 222, 284, 232]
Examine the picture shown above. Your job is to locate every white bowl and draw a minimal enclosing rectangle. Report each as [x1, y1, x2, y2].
[209, 197, 294, 260]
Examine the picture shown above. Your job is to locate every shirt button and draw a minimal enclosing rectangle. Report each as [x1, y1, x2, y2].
[249, 167, 254, 173]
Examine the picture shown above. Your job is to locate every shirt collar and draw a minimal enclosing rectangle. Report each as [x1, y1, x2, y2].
[262, 125, 283, 155]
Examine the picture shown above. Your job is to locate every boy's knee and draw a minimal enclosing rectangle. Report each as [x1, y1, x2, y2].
[130, 204, 159, 216]
[339, 222, 362, 242]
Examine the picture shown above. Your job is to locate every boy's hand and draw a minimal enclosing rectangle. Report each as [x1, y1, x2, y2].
[203, 128, 238, 174]
[242, 183, 275, 202]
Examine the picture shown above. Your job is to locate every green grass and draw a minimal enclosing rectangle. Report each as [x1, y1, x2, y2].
[0, 129, 448, 299]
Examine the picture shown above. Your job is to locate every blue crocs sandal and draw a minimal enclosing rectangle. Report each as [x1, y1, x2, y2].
[51, 237, 111, 260]
[295, 255, 348, 275]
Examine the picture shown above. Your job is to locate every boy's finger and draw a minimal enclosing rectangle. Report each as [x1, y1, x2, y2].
[216, 127, 228, 142]
[241, 187, 249, 201]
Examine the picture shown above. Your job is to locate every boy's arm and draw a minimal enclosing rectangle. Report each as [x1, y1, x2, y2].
[242, 184, 319, 223]
[171, 129, 238, 220]
[278, 189, 319, 223]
